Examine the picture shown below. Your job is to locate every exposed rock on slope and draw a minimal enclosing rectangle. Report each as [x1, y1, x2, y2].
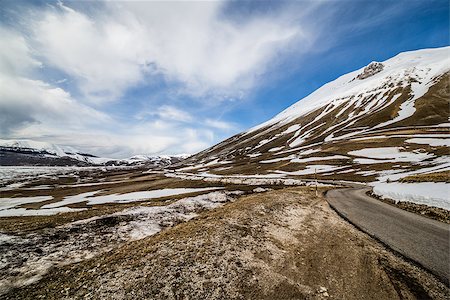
[356, 62, 384, 80]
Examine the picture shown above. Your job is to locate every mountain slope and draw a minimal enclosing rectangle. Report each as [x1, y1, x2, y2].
[0, 139, 188, 167]
[174, 47, 450, 184]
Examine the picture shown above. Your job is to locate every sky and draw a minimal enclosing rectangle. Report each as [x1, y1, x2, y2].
[0, 0, 448, 158]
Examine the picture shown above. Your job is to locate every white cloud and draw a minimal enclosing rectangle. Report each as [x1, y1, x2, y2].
[0, 1, 330, 157]
[204, 119, 235, 130]
[0, 74, 111, 133]
[0, 27, 41, 76]
[25, 1, 307, 101]
[30, 2, 150, 102]
[0, 27, 110, 135]
[155, 105, 193, 122]
[119, 1, 302, 97]
[24, 122, 215, 157]
[0, 26, 213, 157]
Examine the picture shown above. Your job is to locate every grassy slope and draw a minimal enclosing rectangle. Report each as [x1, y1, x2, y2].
[175, 73, 449, 183]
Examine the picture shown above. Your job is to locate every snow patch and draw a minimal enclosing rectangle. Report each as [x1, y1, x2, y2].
[372, 182, 450, 210]
[406, 138, 450, 147]
[0, 196, 53, 210]
[276, 165, 347, 176]
[42, 187, 224, 209]
[349, 147, 433, 163]
[291, 155, 348, 164]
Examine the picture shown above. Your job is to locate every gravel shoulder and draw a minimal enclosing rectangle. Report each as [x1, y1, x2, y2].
[2, 187, 448, 299]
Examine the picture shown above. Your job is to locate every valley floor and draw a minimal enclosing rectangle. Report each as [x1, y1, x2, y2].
[1, 187, 448, 299]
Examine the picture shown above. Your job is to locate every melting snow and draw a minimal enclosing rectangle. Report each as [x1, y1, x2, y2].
[281, 124, 301, 134]
[165, 172, 308, 186]
[291, 155, 348, 164]
[0, 207, 85, 217]
[0, 196, 53, 211]
[268, 146, 284, 152]
[42, 188, 224, 209]
[0, 191, 241, 293]
[354, 158, 392, 164]
[276, 165, 347, 176]
[372, 182, 450, 210]
[349, 147, 433, 162]
[260, 155, 296, 164]
[373, 98, 416, 129]
[406, 138, 450, 147]
[115, 191, 238, 240]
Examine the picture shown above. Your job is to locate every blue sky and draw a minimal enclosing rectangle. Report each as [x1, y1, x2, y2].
[0, 0, 448, 158]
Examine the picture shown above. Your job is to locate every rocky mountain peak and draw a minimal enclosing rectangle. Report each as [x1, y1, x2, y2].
[356, 62, 384, 80]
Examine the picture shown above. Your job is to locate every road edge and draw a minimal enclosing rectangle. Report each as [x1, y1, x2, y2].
[324, 188, 449, 287]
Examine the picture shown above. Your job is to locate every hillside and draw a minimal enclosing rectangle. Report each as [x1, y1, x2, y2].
[174, 47, 450, 188]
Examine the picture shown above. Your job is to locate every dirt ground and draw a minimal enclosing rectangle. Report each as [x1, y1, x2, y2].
[2, 187, 447, 300]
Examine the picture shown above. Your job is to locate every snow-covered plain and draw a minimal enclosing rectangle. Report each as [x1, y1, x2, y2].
[0, 190, 241, 292]
[0, 166, 95, 186]
[44, 187, 223, 208]
[0, 207, 86, 217]
[0, 187, 224, 217]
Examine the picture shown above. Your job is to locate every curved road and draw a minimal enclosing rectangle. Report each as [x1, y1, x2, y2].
[326, 186, 449, 285]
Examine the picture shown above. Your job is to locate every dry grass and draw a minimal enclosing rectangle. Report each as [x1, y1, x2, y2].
[400, 171, 450, 183]
[3, 187, 448, 299]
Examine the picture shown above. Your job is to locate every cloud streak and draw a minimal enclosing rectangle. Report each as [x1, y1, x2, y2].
[26, 1, 309, 102]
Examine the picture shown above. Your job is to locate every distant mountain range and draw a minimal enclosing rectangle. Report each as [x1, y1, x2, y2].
[0, 139, 189, 167]
[175, 47, 450, 183]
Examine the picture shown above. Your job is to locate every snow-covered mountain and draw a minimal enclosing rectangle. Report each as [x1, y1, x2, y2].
[174, 47, 450, 185]
[0, 139, 189, 167]
[113, 154, 190, 167]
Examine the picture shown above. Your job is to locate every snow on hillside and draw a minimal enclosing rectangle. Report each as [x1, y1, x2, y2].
[0, 166, 83, 186]
[0, 139, 189, 167]
[247, 46, 450, 133]
[348, 147, 433, 163]
[0, 139, 77, 157]
[177, 47, 449, 210]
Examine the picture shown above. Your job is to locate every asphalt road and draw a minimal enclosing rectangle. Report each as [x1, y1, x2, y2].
[326, 186, 450, 285]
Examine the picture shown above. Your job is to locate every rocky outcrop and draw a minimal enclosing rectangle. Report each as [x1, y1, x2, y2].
[356, 62, 384, 80]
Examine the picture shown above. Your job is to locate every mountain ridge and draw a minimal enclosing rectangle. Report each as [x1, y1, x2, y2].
[0, 139, 189, 167]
